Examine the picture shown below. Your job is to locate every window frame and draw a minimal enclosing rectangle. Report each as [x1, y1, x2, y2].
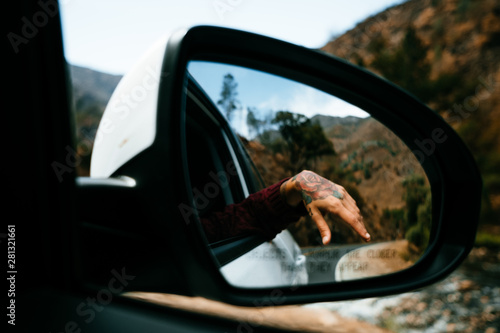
[185, 75, 271, 266]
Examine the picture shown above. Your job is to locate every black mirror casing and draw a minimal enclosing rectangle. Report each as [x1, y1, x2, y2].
[100, 26, 482, 306]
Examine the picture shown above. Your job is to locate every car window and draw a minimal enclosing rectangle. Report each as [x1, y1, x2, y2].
[184, 77, 254, 217]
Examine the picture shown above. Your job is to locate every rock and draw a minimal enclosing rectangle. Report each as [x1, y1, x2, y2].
[416, 301, 427, 312]
[405, 313, 417, 326]
[431, 299, 444, 310]
[480, 295, 490, 304]
[446, 323, 456, 332]
[392, 305, 404, 315]
[442, 309, 452, 318]
[463, 292, 472, 304]
[458, 279, 479, 291]
[447, 293, 460, 303]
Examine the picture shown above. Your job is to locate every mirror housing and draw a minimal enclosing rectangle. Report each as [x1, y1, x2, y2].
[91, 26, 482, 306]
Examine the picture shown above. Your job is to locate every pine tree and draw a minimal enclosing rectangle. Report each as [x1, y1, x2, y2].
[217, 73, 240, 122]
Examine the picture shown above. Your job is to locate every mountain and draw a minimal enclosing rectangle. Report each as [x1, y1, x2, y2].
[69, 65, 122, 175]
[322, 0, 500, 85]
[310, 114, 364, 129]
[320, 0, 500, 229]
[69, 65, 122, 116]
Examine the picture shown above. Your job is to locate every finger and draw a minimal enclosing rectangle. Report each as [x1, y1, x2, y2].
[309, 206, 332, 245]
[326, 190, 360, 221]
[338, 186, 358, 212]
[340, 194, 360, 215]
[329, 204, 370, 242]
[357, 216, 371, 242]
[332, 184, 359, 215]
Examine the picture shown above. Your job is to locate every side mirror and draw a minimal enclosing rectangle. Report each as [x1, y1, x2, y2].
[89, 26, 481, 306]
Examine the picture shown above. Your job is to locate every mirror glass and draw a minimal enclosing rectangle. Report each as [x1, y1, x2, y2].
[185, 60, 432, 287]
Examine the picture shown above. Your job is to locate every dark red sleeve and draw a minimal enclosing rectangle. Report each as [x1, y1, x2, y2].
[200, 178, 307, 243]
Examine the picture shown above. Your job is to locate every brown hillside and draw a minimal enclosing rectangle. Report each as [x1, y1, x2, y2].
[322, 0, 500, 82]
[333, 118, 424, 213]
[321, 0, 500, 228]
[243, 115, 424, 247]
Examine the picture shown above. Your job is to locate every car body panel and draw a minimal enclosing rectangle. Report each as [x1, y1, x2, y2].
[221, 230, 308, 287]
[90, 35, 168, 178]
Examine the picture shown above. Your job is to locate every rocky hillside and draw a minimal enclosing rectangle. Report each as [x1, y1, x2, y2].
[69, 65, 121, 113]
[321, 0, 500, 229]
[244, 112, 427, 247]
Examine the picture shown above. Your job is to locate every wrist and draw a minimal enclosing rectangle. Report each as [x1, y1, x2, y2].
[280, 178, 302, 207]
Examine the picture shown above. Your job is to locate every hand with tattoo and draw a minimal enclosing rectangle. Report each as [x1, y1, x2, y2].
[280, 170, 371, 245]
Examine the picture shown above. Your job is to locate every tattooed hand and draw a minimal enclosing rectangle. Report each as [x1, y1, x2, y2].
[280, 170, 371, 245]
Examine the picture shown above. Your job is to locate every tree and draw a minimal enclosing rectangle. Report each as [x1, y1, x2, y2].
[371, 27, 434, 103]
[402, 175, 431, 250]
[217, 73, 240, 122]
[271, 111, 335, 174]
[402, 175, 428, 228]
[246, 107, 267, 138]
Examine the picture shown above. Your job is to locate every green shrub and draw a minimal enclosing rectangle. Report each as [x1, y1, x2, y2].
[405, 224, 430, 250]
[475, 232, 500, 248]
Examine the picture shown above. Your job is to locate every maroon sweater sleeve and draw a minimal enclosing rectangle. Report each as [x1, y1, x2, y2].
[200, 178, 307, 243]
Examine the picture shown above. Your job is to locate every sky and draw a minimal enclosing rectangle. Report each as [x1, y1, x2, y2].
[59, 0, 406, 76]
[188, 61, 370, 135]
[59, 0, 406, 125]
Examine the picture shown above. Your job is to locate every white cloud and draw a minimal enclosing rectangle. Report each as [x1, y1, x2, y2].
[279, 85, 369, 119]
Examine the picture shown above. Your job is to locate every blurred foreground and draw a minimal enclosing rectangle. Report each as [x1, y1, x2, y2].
[307, 246, 500, 333]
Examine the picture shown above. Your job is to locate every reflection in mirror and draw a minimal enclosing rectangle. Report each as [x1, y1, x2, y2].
[186, 61, 431, 288]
